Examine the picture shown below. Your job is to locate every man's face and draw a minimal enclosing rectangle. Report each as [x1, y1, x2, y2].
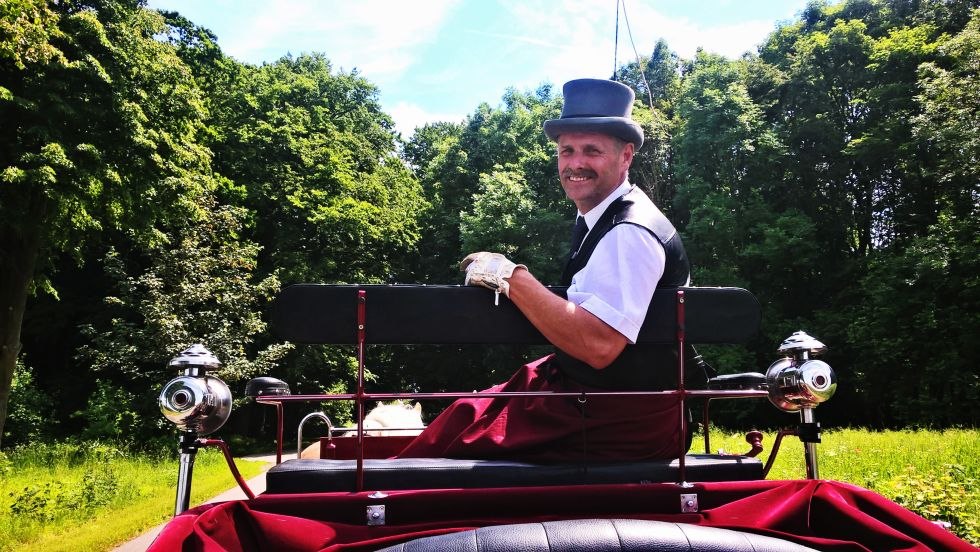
[557, 132, 634, 214]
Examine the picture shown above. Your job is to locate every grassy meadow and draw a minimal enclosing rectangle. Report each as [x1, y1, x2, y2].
[705, 427, 979, 545]
[0, 441, 266, 552]
[0, 428, 976, 550]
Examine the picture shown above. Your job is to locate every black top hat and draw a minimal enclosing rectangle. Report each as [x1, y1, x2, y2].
[543, 78, 644, 149]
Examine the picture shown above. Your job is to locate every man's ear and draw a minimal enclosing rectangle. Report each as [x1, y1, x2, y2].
[622, 141, 635, 165]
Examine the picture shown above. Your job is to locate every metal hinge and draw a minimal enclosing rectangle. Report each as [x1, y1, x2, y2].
[680, 493, 699, 513]
[366, 504, 386, 526]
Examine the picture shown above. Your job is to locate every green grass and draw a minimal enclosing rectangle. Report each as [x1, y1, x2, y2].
[701, 427, 980, 545]
[0, 441, 266, 552]
[1, 430, 977, 550]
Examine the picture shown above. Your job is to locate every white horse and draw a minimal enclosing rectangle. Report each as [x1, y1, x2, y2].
[300, 401, 425, 459]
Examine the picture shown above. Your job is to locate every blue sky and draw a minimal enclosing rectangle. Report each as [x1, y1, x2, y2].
[146, 0, 810, 137]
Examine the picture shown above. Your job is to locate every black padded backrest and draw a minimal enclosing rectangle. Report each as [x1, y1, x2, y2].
[271, 285, 760, 345]
[376, 519, 819, 552]
[264, 455, 763, 493]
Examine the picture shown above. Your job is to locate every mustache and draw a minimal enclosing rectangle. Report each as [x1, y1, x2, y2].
[562, 169, 597, 179]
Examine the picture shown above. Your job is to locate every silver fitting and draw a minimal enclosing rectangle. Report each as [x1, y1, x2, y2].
[159, 344, 232, 435]
[766, 332, 837, 412]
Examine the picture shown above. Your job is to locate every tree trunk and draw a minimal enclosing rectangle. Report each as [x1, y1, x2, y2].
[0, 221, 41, 449]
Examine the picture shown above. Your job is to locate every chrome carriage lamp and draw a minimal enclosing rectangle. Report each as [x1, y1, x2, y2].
[766, 331, 837, 478]
[159, 344, 233, 515]
[159, 344, 233, 435]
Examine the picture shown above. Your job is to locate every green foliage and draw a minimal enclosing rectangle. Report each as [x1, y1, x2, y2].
[408, 86, 562, 284]
[886, 465, 979, 544]
[461, 168, 566, 282]
[9, 482, 62, 522]
[0, 0, 216, 444]
[914, 8, 980, 214]
[846, 213, 979, 425]
[669, 0, 978, 427]
[0, 0, 63, 71]
[0, 441, 266, 551]
[8, 465, 119, 522]
[2, 361, 54, 446]
[3, 0, 979, 447]
[74, 380, 141, 442]
[628, 102, 677, 210]
[6, 440, 125, 468]
[387, 87, 567, 394]
[77, 199, 288, 386]
[69, 198, 290, 444]
[1, 2, 212, 257]
[204, 53, 427, 285]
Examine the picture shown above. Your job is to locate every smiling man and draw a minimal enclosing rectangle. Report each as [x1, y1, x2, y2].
[399, 78, 693, 462]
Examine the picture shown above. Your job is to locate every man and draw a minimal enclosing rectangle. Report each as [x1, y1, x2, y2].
[399, 78, 691, 462]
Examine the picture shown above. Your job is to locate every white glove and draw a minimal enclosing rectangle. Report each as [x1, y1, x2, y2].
[460, 252, 527, 305]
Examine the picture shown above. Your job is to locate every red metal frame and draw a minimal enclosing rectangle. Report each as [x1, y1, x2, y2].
[355, 289, 367, 491]
[257, 287, 777, 487]
[675, 289, 688, 482]
[198, 438, 256, 499]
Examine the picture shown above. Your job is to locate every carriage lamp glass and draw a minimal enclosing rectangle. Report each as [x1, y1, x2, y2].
[159, 344, 233, 435]
[766, 331, 837, 412]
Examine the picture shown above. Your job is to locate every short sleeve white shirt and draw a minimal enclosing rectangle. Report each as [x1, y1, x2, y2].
[565, 181, 666, 343]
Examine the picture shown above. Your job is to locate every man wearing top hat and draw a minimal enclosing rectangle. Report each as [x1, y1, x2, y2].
[399, 78, 692, 462]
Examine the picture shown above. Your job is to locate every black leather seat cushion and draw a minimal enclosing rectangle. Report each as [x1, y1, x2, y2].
[376, 519, 818, 551]
[265, 455, 762, 493]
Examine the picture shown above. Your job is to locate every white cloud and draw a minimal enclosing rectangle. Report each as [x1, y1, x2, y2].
[386, 101, 465, 139]
[494, 0, 799, 95]
[219, 0, 460, 80]
[148, 0, 806, 138]
[616, 2, 782, 59]
[482, 0, 615, 92]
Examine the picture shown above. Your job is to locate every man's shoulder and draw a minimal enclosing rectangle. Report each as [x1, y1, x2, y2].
[608, 188, 671, 235]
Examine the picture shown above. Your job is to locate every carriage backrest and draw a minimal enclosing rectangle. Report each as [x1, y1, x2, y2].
[270, 284, 760, 345]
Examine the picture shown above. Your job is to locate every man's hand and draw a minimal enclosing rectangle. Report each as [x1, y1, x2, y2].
[460, 252, 527, 303]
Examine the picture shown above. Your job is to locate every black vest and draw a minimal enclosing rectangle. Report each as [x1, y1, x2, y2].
[555, 186, 693, 390]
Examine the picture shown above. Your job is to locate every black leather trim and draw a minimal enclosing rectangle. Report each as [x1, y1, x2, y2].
[376, 519, 819, 551]
[264, 455, 763, 494]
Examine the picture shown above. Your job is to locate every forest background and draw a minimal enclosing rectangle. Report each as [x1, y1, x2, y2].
[1, 0, 977, 452]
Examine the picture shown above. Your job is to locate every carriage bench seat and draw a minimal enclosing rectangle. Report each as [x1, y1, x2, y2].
[267, 284, 764, 492]
[265, 455, 763, 493]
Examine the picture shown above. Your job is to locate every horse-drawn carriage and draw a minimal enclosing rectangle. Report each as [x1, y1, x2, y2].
[149, 284, 973, 551]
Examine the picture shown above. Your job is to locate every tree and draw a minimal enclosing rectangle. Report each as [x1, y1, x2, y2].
[843, 8, 980, 426]
[667, 0, 977, 426]
[669, 51, 801, 396]
[206, 54, 427, 285]
[847, 212, 979, 425]
[461, 167, 566, 282]
[377, 87, 565, 399]
[75, 197, 291, 442]
[407, 86, 562, 283]
[0, 1, 212, 446]
[914, 7, 980, 220]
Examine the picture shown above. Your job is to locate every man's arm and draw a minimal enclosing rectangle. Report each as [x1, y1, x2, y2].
[460, 225, 662, 369]
[505, 268, 627, 369]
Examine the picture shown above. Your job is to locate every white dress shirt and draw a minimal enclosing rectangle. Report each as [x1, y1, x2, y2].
[565, 181, 666, 343]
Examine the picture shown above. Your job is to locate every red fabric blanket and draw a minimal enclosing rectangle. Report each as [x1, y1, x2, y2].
[148, 480, 975, 551]
[397, 354, 685, 461]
